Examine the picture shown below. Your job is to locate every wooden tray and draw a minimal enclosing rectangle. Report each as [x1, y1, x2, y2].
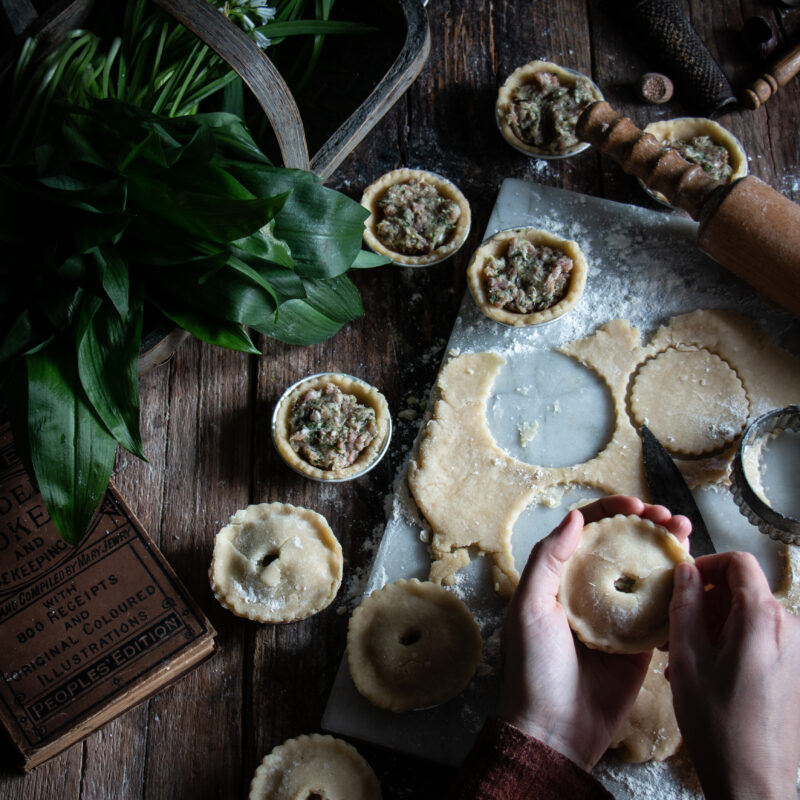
[2, 0, 430, 370]
[2, 0, 430, 179]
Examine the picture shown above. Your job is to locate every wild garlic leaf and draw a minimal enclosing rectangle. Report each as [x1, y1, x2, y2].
[149, 296, 260, 354]
[91, 245, 130, 318]
[251, 273, 363, 345]
[76, 291, 145, 459]
[26, 339, 117, 545]
[232, 220, 293, 269]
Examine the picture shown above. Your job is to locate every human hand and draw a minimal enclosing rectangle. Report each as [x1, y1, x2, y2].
[498, 495, 691, 771]
[668, 551, 800, 800]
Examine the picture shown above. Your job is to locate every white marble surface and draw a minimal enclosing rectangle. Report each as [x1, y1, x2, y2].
[322, 179, 800, 796]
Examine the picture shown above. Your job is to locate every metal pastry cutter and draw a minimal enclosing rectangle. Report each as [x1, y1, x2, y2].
[731, 405, 800, 546]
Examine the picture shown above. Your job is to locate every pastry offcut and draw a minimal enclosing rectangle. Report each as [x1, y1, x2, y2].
[249, 733, 381, 800]
[209, 502, 342, 623]
[558, 515, 693, 653]
[347, 579, 482, 712]
[609, 650, 681, 762]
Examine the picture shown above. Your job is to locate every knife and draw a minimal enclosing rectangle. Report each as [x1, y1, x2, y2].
[640, 424, 716, 557]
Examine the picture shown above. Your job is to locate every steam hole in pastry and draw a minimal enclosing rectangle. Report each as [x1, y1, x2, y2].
[399, 629, 422, 646]
[259, 552, 279, 568]
[614, 575, 637, 593]
[306, 793, 323, 800]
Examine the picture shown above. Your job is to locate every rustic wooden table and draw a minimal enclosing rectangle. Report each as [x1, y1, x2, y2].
[2, 0, 799, 797]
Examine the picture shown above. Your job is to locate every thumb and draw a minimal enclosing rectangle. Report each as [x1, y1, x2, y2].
[669, 562, 710, 669]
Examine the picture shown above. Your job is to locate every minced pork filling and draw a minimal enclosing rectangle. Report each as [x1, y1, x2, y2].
[376, 179, 461, 255]
[289, 382, 378, 471]
[505, 71, 596, 153]
[666, 135, 733, 182]
[483, 236, 573, 314]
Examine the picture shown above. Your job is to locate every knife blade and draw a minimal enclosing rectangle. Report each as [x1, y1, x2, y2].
[640, 423, 716, 557]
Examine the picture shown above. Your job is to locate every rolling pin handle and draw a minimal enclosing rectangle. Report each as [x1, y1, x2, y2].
[577, 101, 720, 220]
[577, 101, 800, 318]
[742, 42, 800, 110]
[743, 74, 779, 109]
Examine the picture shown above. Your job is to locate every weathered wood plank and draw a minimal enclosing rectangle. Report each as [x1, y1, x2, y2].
[1, 1, 799, 798]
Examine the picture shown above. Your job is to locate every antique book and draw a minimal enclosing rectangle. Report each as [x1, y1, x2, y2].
[0, 421, 216, 769]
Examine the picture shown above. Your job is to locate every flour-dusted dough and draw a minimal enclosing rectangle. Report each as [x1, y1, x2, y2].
[408, 353, 540, 598]
[361, 168, 471, 266]
[466, 227, 588, 327]
[209, 503, 342, 623]
[630, 347, 749, 456]
[558, 515, 693, 653]
[610, 650, 681, 762]
[346, 579, 482, 712]
[249, 733, 381, 800]
[409, 310, 800, 596]
[273, 373, 390, 481]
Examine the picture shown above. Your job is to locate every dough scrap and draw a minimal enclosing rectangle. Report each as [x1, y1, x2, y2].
[209, 502, 342, 623]
[248, 733, 381, 800]
[466, 227, 588, 327]
[776, 543, 800, 616]
[347, 579, 482, 712]
[610, 650, 681, 762]
[630, 347, 749, 455]
[408, 310, 800, 596]
[558, 515, 693, 653]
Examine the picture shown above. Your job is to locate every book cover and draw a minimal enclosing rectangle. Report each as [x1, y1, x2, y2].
[0, 421, 216, 770]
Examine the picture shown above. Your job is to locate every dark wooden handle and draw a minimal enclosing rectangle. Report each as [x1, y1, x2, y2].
[151, 0, 310, 171]
[614, 0, 737, 116]
[742, 41, 800, 109]
[576, 101, 722, 219]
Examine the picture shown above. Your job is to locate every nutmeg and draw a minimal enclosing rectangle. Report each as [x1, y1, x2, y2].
[635, 73, 674, 104]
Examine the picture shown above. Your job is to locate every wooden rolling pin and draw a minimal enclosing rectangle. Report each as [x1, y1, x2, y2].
[576, 102, 800, 318]
[742, 40, 800, 109]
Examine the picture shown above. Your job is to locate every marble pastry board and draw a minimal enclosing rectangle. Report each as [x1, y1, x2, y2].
[322, 179, 800, 796]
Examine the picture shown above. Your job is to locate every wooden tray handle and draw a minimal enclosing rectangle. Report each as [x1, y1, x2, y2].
[151, 0, 310, 171]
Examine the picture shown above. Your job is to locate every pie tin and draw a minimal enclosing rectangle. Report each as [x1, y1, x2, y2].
[271, 372, 392, 483]
[467, 227, 585, 329]
[638, 118, 748, 210]
[361, 168, 471, 268]
[730, 405, 800, 545]
[495, 64, 604, 160]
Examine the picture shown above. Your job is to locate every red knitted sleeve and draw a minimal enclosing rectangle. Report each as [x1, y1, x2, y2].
[446, 717, 615, 800]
